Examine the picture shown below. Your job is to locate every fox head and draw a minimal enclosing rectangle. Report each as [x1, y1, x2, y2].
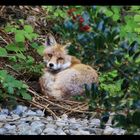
[43, 34, 72, 72]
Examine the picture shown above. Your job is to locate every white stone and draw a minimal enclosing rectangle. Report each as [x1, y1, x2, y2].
[69, 118, 76, 123]
[46, 116, 53, 121]
[0, 122, 4, 127]
[112, 128, 126, 135]
[0, 128, 6, 134]
[61, 114, 68, 121]
[31, 121, 45, 134]
[0, 114, 7, 121]
[4, 124, 16, 130]
[17, 123, 32, 135]
[80, 119, 88, 127]
[45, 123, 57, 129]
[78, 129, 90, 135]
[11, 114, 20, 120]
[89, 119, 101, 127]
[0, 109, 9, 115]
[13, 105, 27, 115]
[36, 110, 44, 117]
[25, 110, 37, 116]
[103, 126, 114, 135]
[43, 128, 56, 134]
[69, 123, 82, 130]
[69, 129, 80, 135]
[56, 128, 66, 135]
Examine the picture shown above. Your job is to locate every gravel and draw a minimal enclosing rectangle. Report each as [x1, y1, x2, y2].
[0, 104, 127, 135]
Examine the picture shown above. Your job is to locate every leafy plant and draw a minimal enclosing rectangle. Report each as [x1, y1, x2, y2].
[0, 70, 31, 101]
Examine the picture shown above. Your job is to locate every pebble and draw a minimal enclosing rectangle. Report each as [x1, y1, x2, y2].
[43, 128, 56, 134]
[78, 129, 90, 135]
[0, 104, 127, 135]
[0, 128, 7, 134]
[56, 118, 67, 127]
[36, 110, 44, 117]
[24, 110, 37, 116]
[0, 114, 7, 121]
[56, 128, 66, 135]
[30, 121, 45, 134]
[103, 126, 114, 135]
[13, 105, 27, 116]
[89, 119, 101, 127]
[0, 109, 9, 115]
[112, 128, 126, 135]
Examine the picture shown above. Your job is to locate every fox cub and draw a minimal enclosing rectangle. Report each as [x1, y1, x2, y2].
[39, 34, 98, 100]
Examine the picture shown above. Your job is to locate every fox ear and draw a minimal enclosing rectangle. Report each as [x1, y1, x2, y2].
[44, 33, 57, 47]
[63, 42, 71, 49]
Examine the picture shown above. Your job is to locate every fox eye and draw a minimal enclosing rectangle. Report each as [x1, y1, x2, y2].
[58, 57, 63, 61]
[48, 54, 52, 57]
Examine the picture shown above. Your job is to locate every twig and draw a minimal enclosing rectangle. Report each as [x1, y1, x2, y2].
[27, 88, 91, 114]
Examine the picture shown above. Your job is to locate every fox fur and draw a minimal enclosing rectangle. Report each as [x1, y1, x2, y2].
[39, 34, 98, 100]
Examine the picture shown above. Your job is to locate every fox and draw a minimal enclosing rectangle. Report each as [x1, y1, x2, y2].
[39, 34, 98, 100]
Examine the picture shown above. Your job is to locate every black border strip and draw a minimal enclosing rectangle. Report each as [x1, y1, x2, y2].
[0, 0, 140, 5]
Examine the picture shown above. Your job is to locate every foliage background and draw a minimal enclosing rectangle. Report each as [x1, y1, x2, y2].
[0, 6, 140, 134]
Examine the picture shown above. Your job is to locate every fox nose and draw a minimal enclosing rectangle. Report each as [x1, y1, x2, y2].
[49, 63, 54, 67]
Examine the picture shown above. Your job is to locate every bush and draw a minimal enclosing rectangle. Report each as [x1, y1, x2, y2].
[48, 6, 140, 133]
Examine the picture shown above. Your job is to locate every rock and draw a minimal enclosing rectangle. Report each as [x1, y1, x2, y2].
[0, 122, 4, 127]
[25, 110, 37, 116]
[0, 114, 7, 121]
[78, 129, 90, 135]
[55, 118, 67, 127]
[0, 128, 6, 134]
[46, 116, 53, 121]
[4, 124, 16, 135]
[112, 128, 126, 135]
[89, 119, 101, 127]
[11, 114, 20, 120]
[45, 123, 57, 129]
[69, 129, 81, 135]
[80, 119, 88, 127]
[69, 123, 82, 130]
[46, 132, 57, 135]
[17, 123, 32, 135]
[61, 114, 68, 121]
[4, 124, 16, 130]
[43, 128, 56, 134]
[84, 128, 103, 135]
[36, 110, 44, 117]
[69, 118, 76, 123]
[103, 126, 114, 135]
[13, 105, 27, 116]
[63, 129, 70, 134]
[30, 121, 45, 134]
[56, 128, 66, 135]
[0, 109, 9, 115]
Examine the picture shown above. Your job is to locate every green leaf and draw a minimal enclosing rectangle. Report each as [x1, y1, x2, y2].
[24, 33, 32, 41]
[6, 43, 19, 52]
[0, 48, 7, 57]
[37, 45, 45, 56]
[16, 53, 26, 60]
[105, 10, 113, 17]
[113, 14, 120, 21]
[134, 15, 140, 22]
[15, 33, 25, 42]
[24, 25, 33, 33]
[21, 92, 32, 100]
[7, 87, 14, 94]
[31, 43, 39, 49]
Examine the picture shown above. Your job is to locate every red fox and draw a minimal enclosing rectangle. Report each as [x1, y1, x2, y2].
[39, 34, 98, 100]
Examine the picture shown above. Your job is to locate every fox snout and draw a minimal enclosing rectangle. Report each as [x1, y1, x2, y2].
[44, 59, 61, 71]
